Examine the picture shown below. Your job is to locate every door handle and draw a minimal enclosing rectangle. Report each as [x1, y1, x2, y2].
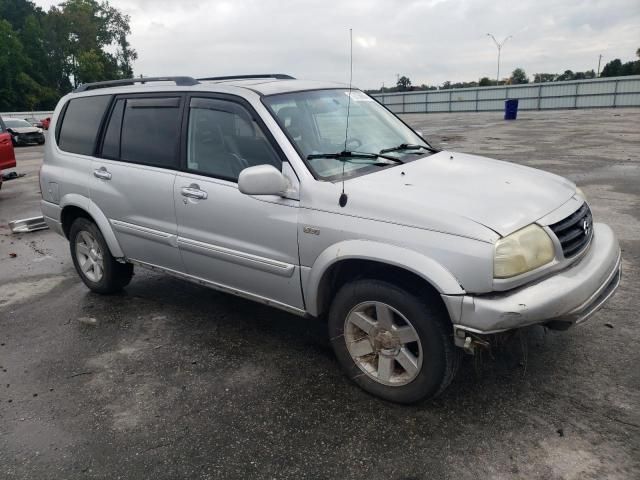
[181, 184, 208, 200]
[93, 167, 112, 180]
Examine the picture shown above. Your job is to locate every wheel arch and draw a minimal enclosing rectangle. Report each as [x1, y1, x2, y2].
[60, 194, 124, 258]
[304, 240, 465, 318]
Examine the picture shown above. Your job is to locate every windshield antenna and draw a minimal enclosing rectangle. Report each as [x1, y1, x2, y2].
[339, 28, 353, 208]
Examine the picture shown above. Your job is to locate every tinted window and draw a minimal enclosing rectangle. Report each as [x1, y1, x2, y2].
[101, 99, 124, 159]
[120, 97, 181, 168]
[187, 98, 281, 181]
[58, 96, 111, 155]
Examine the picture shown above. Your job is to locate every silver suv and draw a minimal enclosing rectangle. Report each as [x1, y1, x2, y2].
[40, 75, 621, 403]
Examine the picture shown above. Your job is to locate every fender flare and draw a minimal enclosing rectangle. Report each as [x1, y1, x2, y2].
[304, 239, 465, 317]
[60, 193, 125, 258]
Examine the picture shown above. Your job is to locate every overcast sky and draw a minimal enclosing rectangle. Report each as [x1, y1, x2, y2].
[35, 0, 640, 89]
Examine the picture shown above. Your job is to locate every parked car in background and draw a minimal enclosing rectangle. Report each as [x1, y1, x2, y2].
[0, 115, 17, 174]
[4, 118, 45, 146]
[40, 75, 621, 403]
[41, 117, 51, 130]
[24, 117, 43, 128]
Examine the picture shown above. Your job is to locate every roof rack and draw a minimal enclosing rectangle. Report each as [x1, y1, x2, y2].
[197, 74, 295, 82]
[74, 76, 199, 93]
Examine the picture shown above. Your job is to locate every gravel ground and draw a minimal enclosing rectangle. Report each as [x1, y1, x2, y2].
[1, 108, 639, 479]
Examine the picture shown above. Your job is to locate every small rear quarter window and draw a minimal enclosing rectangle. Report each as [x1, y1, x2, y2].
[57, 95, 111, 155]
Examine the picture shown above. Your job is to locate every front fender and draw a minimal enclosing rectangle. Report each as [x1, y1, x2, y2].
[60, 193, 124, 258]
[303, 239, 466, 317]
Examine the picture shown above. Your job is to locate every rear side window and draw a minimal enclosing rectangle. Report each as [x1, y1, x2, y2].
[57, 96, 111, 155]
[100, 96, 181, 169]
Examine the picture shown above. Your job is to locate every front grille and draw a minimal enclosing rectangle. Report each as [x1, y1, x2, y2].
[549, 203, 593, 258]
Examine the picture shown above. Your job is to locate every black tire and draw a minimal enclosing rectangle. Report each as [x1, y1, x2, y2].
[69, 217, 133, 294]
[328, 279, 461, 404]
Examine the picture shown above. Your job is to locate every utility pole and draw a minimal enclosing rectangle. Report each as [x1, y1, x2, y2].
[597, 54, 603, 77]
[487, 33, 513, 85]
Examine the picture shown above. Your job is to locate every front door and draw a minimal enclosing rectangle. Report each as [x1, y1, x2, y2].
[0, 117, 16, 170]
[174, 96, 303, 310]
[90, 95, 184, 272]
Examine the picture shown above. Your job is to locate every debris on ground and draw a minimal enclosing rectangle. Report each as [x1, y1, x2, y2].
[8, 216, 49, 234]
[1, 171, 26, 181]
[78, 317, 98, 326]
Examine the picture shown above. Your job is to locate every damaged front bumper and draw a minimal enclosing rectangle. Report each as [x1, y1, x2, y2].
[443, 223, 621, 339]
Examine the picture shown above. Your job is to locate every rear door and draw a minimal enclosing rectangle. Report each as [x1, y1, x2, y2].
[0, 116, 16, 170]
[91, 94, 184, 272]
[174, 96, 303, 310]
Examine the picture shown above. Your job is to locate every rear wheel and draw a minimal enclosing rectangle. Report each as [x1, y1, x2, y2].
[69, 218, 133, 294]
[328, 279, 460, 403]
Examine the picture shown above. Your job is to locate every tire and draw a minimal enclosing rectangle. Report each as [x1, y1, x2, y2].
[328, 279, 461, 404]
[69, 217, 133, 294]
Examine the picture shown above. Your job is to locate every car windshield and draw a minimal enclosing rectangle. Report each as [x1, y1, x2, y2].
[263, 89, 432, 180]
[5, 119, 32, 128]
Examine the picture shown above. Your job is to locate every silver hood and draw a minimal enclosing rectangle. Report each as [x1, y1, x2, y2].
[342, 151, 576, 238]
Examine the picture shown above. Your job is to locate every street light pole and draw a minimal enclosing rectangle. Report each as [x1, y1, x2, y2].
[487, 34, 512, 85]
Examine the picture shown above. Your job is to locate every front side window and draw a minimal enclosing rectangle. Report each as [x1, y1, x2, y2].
[58, 95, 111, 155]
[100, 96, 181, 169]
[187, 97, 281, 181]
[263, 89, 430, 180]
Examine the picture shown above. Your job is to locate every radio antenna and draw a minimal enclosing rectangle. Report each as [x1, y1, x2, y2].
[339, 28, 353, 208]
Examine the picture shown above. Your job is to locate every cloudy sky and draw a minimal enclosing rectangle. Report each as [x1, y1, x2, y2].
[35, 0, 640, 89]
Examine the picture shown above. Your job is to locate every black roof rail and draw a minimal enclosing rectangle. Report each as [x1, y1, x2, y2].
[74, 76, 199, 93]
[197, 74, 295, 81]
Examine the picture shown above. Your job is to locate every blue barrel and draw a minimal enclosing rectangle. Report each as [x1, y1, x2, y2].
[504, 99, 519, 120]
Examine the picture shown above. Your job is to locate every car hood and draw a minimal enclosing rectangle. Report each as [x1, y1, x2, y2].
[343, 151, 576, 238]
[9, 127, 40, 134]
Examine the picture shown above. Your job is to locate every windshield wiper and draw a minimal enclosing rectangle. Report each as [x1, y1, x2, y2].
[307, 150, 403, 164]
[379, 143, 432, 154]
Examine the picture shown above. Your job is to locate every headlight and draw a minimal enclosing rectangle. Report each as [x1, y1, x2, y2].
[494, 224, 555, 278]
[575, 187, 587, 201]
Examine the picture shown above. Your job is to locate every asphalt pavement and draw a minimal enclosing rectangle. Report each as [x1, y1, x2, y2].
[1, 109, 639, 479]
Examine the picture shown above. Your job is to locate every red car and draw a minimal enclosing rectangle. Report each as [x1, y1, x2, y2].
[41, 117, 51, 130]
[0, 115, 17, 178]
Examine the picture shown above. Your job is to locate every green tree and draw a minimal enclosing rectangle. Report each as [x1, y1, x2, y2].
[0, 0, 136, 110]
[601, 60, 621, 77]
[77, 49, 104, 84]
[510, 68, 528, 84]
[479, 77, 494, 86]
[396, 75, 411, 91]
[533, 73, 556, 83]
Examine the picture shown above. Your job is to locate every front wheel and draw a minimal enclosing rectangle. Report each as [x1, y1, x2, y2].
[69, 218, 133, 294]
[328, 279, 461, 403]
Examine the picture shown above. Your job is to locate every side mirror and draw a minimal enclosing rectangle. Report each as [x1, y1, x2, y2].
[238, 164, 288, 196]
[415, 130, 424, 138]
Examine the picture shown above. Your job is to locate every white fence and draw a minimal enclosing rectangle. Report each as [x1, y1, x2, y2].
[0, 110, 54, 120]
[371, 75, 640, 114]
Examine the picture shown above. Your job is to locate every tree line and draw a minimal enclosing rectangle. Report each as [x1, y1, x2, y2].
[370, 47, 640, 93]
[0, 0, 136, 111]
